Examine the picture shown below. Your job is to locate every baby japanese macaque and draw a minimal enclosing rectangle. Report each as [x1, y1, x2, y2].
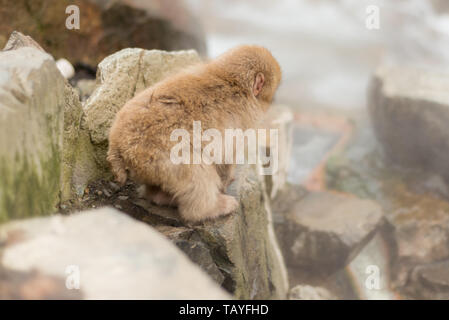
[107, 45, 282, 222]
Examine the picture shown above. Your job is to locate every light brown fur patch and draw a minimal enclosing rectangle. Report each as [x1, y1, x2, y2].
[107, 45, 282, 222]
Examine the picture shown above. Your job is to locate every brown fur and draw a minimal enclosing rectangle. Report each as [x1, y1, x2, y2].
[107, 45, 282, 222]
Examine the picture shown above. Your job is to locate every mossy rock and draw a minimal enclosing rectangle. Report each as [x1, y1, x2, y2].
[0, 47, 64, 222]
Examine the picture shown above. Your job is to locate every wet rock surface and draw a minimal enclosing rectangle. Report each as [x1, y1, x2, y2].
[269, 179, 398, 299]
[325, 118, 449, 299]
[274, 188, 384, 274]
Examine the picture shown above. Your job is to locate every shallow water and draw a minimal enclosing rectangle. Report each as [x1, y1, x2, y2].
[288, 125, 338, 184]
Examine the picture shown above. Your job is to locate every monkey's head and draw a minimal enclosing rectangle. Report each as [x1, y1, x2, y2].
[216, 45, 282, 108]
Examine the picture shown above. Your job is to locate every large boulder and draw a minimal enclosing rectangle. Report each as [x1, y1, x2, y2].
[77, 165, 289, 299]
[0, 208, 229, 299]
[0, 46, 64, 222]
[368, 65, 449, 180]
[273, 189, 384, 274]
[0, 0, 206, 67]
[84, 48, 201, 168]
[61, 83, 101, 201]
[0, 31, 100, 208]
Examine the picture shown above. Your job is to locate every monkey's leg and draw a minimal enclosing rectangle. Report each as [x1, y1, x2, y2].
[107, 146, 127, 185]
[153, 190, 176, 206]
[174, 165, 239, 222]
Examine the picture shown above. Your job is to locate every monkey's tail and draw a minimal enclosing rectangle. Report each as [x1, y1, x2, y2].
[107, 147, 127, 185]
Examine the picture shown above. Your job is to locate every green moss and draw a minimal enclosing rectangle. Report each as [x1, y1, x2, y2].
[0, 143, 60, 223]
[0, 98, 62, 223]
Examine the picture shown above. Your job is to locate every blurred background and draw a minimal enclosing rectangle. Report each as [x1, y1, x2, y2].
[191, 0, 449, 108]
[2, 0, 449, 300]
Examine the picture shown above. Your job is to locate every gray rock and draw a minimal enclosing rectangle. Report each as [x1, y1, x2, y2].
[275, 191, 384, 274]
[387, 195, 449, 289]
[392, 212, 449, 265]
[271, 183, 308, 224]
[84, 48, 201, 166]
[0, 32, 102, 209]
[154, 225, 224, 284]
[404, 260, 449, 299]
[259, 105, 294, 199]
[196, 165, 288, 299]
[138, 165, 288, 299]
[368, 65, 449, 180]
[2, 31, 44, 52]
[74, 79, 96, 102]
[175, 239, 225, 286]
[0, 208, 230, 299]
[0, 46, 64, 222]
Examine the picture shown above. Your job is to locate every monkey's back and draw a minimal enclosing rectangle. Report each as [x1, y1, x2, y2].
[108, 55, 266, 187]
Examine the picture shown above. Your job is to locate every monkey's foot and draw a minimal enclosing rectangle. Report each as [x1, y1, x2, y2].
[114, 171, 127, 186]
[137, 185, 175, 207]
[151, 191, 175, 207]
[216, 194, 239, 216]
[179, 194, 238, 223]
[222, 177, 236, 191]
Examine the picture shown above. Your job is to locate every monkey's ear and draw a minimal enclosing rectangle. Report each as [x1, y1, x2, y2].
[253, 73, 265, 97]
